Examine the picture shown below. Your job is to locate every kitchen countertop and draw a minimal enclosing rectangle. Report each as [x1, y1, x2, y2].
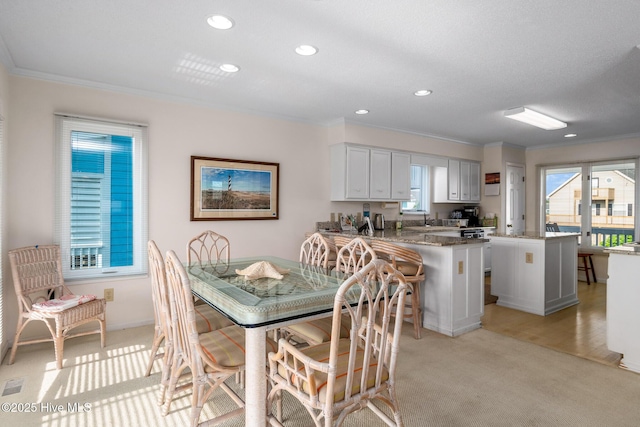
[490, 231, 580, 240]
[318, 228, 488, 247]
[604, 244, 640, 256]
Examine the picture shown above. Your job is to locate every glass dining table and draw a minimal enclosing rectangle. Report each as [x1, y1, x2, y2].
[186, 256, 345, 427]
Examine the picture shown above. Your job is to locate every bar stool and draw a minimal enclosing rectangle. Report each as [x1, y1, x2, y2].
[577, 252, 597, 285]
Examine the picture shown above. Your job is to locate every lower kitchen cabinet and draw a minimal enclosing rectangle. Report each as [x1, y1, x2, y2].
[400, 241, 485, 337]
[490, 233, 579, 316]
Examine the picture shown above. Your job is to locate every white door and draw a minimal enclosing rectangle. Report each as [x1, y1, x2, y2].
[506, 164, 525, 234]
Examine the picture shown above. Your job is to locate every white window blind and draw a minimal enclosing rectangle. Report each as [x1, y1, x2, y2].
[55, 114, 148, 280]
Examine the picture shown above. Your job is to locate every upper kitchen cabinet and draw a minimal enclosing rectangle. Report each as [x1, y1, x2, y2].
[330, 143, 410, 201]
[434, 159, 481, 203]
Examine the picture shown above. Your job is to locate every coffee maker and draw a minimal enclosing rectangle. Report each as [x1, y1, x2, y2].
[463, 206, 480, 227]
[452, 206, 480, 227]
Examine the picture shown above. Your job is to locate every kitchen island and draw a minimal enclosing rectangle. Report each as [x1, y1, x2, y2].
[605, 245, 640, 373]
[318, 226, 486, 337]
[489, 231, 579, 316]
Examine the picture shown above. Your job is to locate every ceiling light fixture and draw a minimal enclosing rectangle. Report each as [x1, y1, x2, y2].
[504, 107, 567, 130]
[295, 45, 318, 56]
[207, 15, 234, 30]
[564, 133, 577, 138]
[355, 109, 369, 115]
[414, 89, 432, 96]
[219, 63, 239, 73]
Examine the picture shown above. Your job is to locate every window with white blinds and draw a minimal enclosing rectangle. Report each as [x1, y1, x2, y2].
[55, 115, 148, 279]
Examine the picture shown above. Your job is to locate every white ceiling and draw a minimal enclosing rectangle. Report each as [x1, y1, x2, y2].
[1, 0, 639, 149]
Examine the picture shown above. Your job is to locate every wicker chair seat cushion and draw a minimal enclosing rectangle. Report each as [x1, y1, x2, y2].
[194, 304, 234, 333]
[280, 338, 388, 404]
[393, 261, 421, 277]
[199, 325, 278, 369]
[32, 294, 97, 313]
[286, 316, 351, 344]
[35, 298, 106, 328]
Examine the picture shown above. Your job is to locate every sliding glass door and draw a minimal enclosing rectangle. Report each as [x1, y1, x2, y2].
[543, 159, 637, 249]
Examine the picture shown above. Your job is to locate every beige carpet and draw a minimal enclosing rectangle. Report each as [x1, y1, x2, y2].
[2, 324, 640, 426]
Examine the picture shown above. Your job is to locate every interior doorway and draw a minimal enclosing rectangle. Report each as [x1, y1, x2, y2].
[505, 163, 525, 234]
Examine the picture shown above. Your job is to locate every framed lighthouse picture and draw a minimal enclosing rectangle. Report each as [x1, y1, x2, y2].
[190, 156, 279, 221]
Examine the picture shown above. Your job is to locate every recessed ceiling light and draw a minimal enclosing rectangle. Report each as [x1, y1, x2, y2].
[207, 15, 234, 30]
[414, 89, 432, 96]
[295, 45, 318, 56]
[355, 109, 369, 115]
[219, 63, 239, 73]
[564, 133, 577, 138]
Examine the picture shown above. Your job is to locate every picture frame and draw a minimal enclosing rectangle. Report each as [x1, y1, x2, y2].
[190, 156, 279, 221]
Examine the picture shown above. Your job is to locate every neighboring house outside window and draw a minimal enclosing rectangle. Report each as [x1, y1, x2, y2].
[56, 115, 148, 280]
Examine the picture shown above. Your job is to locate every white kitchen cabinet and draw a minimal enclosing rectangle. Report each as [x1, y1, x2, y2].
[606, 248, 640, 373]
[434, 159, 481, 203]
[369, 149, 391, 199]
[391, 152, 411, 200]
[398, 241, 484, 337]
[330, 143, 410, 201]
[490, 233, 579, 315]
[448, 159, 460, 200]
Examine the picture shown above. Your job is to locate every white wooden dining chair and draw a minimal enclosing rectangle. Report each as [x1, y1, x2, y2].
[267, 259, 408, 426]
[8, 245, 106, 369]
[145, 240, 234, 407]
[370, 240, 425, 339]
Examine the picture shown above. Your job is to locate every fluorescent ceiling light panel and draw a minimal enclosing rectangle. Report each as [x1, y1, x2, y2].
[504, 107, 567, 130]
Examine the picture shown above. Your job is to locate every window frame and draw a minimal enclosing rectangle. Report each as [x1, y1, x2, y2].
[55, 114, 148, 280]
[401, 164, 431, 215]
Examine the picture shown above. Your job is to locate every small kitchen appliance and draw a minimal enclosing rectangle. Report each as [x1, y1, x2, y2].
[374, 214, 385, 230]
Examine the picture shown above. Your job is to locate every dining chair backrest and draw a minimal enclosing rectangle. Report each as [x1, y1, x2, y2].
[145, 240, 173, 384]
[299, 232, 332, 268]
[267, 258, 408, 425]
[165, 250, 202, 375]
[332, 259, 408, 383]
[369, 239, 425, 339]
[186, 230, 231, 270]
[335, 236, 377, 275]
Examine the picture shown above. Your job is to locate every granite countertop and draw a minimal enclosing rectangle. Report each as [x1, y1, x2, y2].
[490, 231, 580, 240]
[318, 229, 487, 247]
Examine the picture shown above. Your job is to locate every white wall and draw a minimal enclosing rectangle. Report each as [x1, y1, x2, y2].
[0, 63, 9, 357]
[5, 76, 331, 337]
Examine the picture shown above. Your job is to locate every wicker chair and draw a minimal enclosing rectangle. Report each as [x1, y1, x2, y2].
[267, 259, 408, 426]
[187, 230, 231, 272]
[335, 236, 377, 275]
[283, 237, 377, 346]
[300, 232, 333, 269]
[8, 245, 106, 369]
[370, 240, 425, 339]
[164, 250, 277, 425]
[145, 241, 234, 405]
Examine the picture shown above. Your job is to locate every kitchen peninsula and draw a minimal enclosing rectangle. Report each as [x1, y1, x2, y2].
[317, 225, 486, 337]
[489, 231, 579, 316]
[605, 245, 640, 373]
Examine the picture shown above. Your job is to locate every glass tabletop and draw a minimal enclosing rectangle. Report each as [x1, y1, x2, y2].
[187, 256, 346, 328]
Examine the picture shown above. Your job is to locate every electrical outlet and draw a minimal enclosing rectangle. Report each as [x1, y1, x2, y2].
[458, 261, 464, 274]
[104, 288, 114, 302]
[525, 252, 534, 264]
